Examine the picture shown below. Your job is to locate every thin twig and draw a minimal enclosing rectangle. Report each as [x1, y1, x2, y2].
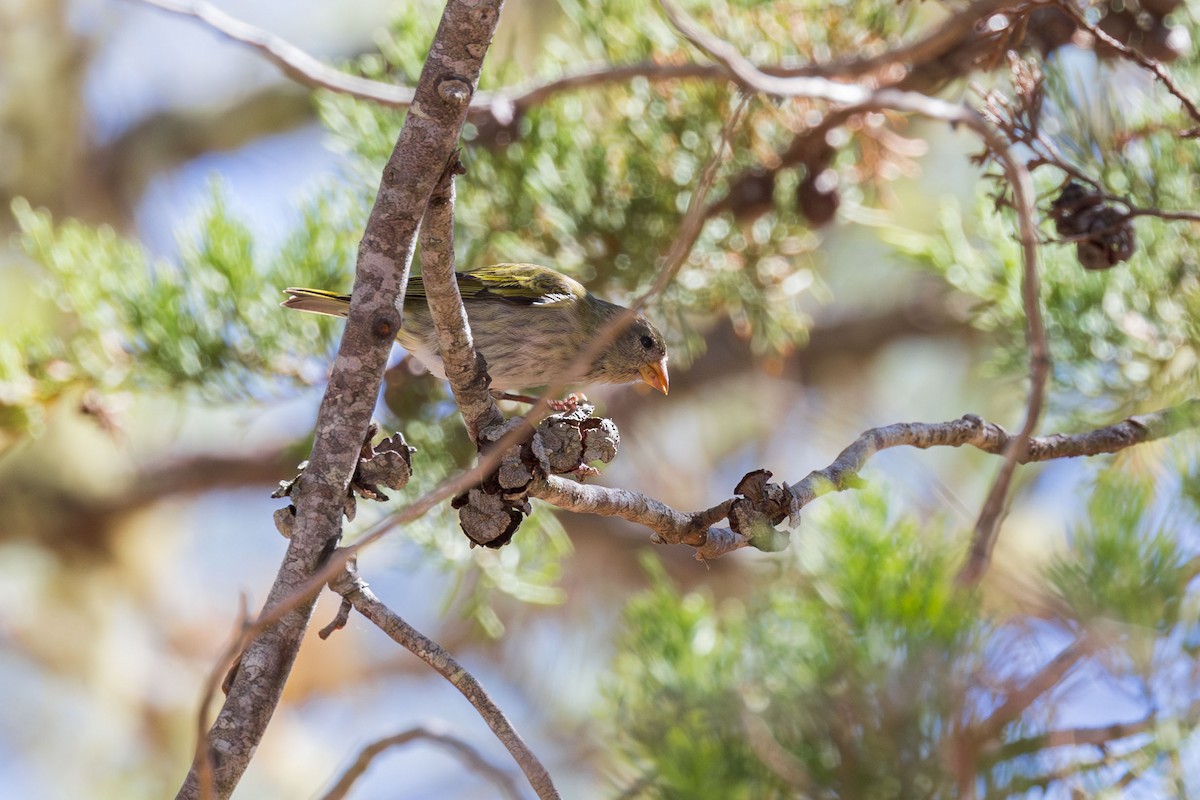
[131, 0, 1032, 123]
[974, 635, 1094, 745]
[533, 402, 1200, 557]
[954, 633, 1095, 799]
[1055, 0, 1200, 126]
[317, 597, 353, 640]
[957, 128, 1047, 587]
[330, 570, 560, 800]
[319, 723, 524, 800]
[134, 0, 416, 106]
[991, 699, 1200, 762]
[192, 595, 248, 800]
[1124, 206, 1200, 224]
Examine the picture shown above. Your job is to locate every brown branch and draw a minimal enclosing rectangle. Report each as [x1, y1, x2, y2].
[660, 0, 1051, 583]
[131, 0, 1022, 116]
[134, 0, 416, 106]
[532, 403, 1200, 558]
[974, 635, 1095, 745]
[174, 0, 505, 797]
[991, 699, 1200, 762]
[317, 597, 353, 640]
[1125, 206, 1200, 225]
[319, 723, 524, 800]
[133, 0, 1046, 169]
[957, 124, 1047, 588]
[741, 710, 812, 790]
[530, 476, 739, 558]
[714, 0, 1045, 222]
[659, 0, 1007, 128]
[191, 595, 249, 800]
[328, 566, 560, 800]
[1055, 0, 1200, 126]
[182, 416, 560, 794]
[416, 153, 506, 442]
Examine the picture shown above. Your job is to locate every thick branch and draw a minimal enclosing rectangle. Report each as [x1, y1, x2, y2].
[532, 404, 1200, 558]
[319, 724, 523, 800]
[330, 569, 561, 800]
[174, 1, 505, 797]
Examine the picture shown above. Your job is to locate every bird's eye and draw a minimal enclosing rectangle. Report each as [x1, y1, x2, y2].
[639, 335, 655, 350]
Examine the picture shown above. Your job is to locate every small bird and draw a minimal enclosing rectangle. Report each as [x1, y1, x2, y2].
[282, 263, 669, 397]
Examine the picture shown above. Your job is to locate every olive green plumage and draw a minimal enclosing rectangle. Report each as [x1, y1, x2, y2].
[282, 263, 669, 394]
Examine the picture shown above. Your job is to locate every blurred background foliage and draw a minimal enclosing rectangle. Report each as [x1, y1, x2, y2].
[1, 0, 1199, 798]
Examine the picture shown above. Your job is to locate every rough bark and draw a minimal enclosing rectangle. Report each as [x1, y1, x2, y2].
[174, 1, 505, 797]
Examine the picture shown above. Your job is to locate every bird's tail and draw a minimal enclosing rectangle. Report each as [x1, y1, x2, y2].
[281, 288, 352, 318]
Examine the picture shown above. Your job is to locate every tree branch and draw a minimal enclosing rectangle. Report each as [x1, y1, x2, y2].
[532, 403, 1200, 558]
[133, 0, 417, 106]
[174, 0, 505, 797]
[530, 476, 738, 558]
[990, 700, 1200, 762]
[974, 635, 1095, 745]
[327, 564, 561, 800]
[957, 123, 1047, 588]
[318, 723, 524, 800]
[660, 0, 1051, 584]
[1055, 0, 1200, 127]
[416, 153, 506, 442]
[132, 0, 1045, 144]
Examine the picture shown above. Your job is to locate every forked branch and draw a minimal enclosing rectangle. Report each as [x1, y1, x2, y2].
[533, 403, 1200, 559]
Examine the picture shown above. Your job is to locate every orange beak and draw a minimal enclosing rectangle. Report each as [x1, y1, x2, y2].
[639, 358, 670, 395]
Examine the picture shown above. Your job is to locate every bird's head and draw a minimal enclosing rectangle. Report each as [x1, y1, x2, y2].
[592, 315, 670, 394]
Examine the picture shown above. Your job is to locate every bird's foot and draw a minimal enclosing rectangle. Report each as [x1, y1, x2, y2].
[548, 392, 588, 413]
[492, 391, 589, 413]
[572, 464, 601, 481]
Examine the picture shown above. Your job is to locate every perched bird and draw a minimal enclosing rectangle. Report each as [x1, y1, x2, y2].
[282, 262, 669, 396]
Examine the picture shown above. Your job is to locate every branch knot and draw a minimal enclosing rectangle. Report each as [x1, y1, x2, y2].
[438, 78, 473, 106]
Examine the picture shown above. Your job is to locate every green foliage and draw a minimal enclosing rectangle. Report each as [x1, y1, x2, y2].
[611, 466, 1200, 799]
[885, 55, 1200, 427]
[1047, 468, 1192, 635]
[319, 0, 942, 365]
[4, 190, 353, 437]
[609, 491, 980, 799]
[886, 193, 1200, 427]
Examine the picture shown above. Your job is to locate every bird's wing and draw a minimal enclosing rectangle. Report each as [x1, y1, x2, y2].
[406, 263, 583, 307]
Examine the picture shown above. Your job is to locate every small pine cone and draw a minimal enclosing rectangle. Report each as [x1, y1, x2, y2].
[1050, 182, 1104, 237]
[1076, 207, 1136, 271]
[1050, 183, 1135, 271]
[797, 170, 839, 227]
